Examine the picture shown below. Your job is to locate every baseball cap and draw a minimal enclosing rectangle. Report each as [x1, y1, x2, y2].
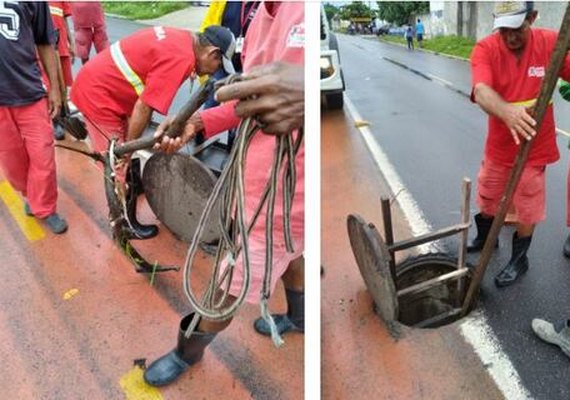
[493, 1, 534, 30]
[203, 26, 236, 74]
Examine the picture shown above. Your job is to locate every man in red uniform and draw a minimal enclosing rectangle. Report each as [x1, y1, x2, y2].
[70, 25, 236, 239]
[468, 1, 570, 287]
[70, 1, 109, 65]
[48, 1, 74, 140]
[48, 1, 74, 86]
[143, 2, 304, 387]
[0, 1, 67, 234]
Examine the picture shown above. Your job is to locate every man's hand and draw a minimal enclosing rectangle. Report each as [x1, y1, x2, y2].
[215, 62, 304, 135]
[47, 86, 62, 119]
[153, 113, 202, 154]
[500, 103, 537, 145]
[473, 83, 537, 145]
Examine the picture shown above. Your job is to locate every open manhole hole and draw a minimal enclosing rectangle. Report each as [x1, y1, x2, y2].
[348, 214, 476, 330]
[395, 254, 474, 328]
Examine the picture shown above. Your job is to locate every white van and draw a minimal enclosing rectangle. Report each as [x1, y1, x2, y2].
[321, 5, 345, 110]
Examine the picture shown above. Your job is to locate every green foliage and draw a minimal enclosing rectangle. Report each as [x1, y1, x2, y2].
[324, 3, 339, 22]
[102, 2, 189, 20]
[380, 35, 476, 59]
[423, 35, 476, 59]
[376, 2, 429, 26]
[339, 2, 373, 20]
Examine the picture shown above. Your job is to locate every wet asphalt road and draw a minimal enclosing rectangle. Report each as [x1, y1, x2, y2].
[333, 34, 570, 399]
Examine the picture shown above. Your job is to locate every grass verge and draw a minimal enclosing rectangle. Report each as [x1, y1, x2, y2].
[103, 2, 189, 20]
[379, 34, 476, 59]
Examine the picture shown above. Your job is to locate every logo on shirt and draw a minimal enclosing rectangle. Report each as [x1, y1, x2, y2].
[287, 23, 304, 48]
[528, 66, 545, 78]
[154, 26, 166, 41]
[0, 1, 20, 41]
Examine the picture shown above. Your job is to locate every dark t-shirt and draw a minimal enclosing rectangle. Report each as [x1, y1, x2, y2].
[221, 2, 258, 71]
[0, 2, 55, 106]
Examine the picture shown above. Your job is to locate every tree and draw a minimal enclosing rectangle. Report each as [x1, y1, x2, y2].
[323, 3, 339, 23]
[376, 2, 429, 26]
[339, 1, 373, 20]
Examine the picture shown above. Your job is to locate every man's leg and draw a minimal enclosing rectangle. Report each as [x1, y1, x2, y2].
[532, 318, 570, 358]
[0, 106, 31, 195]
[74, 27, 92, 65]
[468, 160, 500, 252]
[93, 24, 110, 53]
[1, 100, 67, 233]
[495, 165, 545, 287]
[254, 256, 305, 336]
[144, 293, 235, 387]
[19, 99, 58, 218]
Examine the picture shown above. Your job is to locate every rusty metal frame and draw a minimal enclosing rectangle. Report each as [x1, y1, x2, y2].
[383, 178, 472, 300]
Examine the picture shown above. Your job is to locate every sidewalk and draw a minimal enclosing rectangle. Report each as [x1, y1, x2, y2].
[135, 6, 208, 31]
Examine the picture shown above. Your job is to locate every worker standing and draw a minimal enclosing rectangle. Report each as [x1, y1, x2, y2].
[0, 1, 68, 234]
[47, 1, 74, 140]
[70, 25, 236, 239]
[468, 1, 570, 287]
[70, 1, 109, 65]
[144, 2, 305, 387]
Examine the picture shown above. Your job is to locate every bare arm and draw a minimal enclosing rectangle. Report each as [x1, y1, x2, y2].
[215, 62, 304, 136]
[37, 44, 61, 119]
[65, 16, 75, 62]
[126, 98, 153, 142]
[473, 82, 537, 145]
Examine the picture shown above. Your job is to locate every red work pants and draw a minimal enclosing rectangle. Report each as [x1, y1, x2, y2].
[0, 99, 58, 218]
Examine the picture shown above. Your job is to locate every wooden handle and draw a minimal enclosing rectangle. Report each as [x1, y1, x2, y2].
[113, 79, 215, 157]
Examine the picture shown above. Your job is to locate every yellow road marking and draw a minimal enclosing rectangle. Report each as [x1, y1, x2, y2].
[119, 366, 164, 400]
[63, 288, 80, 300]
[0, 181, 45, 241]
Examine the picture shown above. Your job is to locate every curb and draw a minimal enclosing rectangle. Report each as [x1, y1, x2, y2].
[104, 12, 130, 20]
[373, 36, 471, 63]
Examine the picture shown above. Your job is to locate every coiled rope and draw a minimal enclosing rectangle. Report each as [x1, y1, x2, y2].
[181, 74, 303, 347]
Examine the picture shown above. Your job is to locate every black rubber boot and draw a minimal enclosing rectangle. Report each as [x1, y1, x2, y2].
[467, 213, 499, 253]
[495, 233, 532, 288]
[53, 120, 65, 140]
[253, 289, 304, 336]
[563, 233, 570, 258]
[123, 158, 158, 240]
[144, 313, 217, 387]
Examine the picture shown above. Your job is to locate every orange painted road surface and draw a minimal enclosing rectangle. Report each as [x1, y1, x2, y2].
[0, 138, 303, 399]
[321, 109, 504, 400]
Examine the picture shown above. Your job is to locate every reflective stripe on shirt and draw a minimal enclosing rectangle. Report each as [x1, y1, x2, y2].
[49, 6, 63, 17]
[110, 41, 144, 96]
[511, 98, 554, 107]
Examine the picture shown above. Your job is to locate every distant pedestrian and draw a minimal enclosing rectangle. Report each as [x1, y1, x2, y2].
[416, 18, 425, 48]
[70, 1, 109, 65]
[405, 26, 414, 50]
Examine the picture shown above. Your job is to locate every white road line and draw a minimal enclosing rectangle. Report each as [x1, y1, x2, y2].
[556, 127, 570, 138]
[461, 312, 533, 400]
[343, 94, 532, 399]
